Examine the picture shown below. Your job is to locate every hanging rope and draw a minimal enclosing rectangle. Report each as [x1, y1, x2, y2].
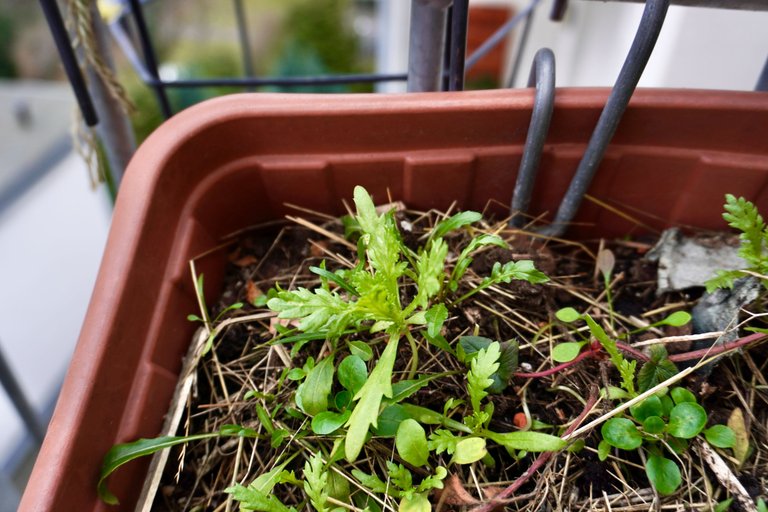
[66, 0, 134, 114]
[65, 0, 135, 187]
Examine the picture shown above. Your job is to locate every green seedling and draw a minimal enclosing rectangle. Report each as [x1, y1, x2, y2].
[599, 387, 736, 495]
[267, 186, 549, 462]
[706, 194, 768, 292]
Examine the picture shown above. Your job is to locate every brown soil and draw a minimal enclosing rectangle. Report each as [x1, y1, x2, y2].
[150, 208, 768, 512]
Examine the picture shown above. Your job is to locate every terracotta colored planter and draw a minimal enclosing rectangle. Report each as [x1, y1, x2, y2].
[20, 89, 768, 511]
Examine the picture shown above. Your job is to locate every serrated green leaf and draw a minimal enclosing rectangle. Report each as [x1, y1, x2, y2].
[601, 418, 643, 450]
[226, 456, 298, 511]
[297, 356, 335, 416]
[337, 355, 368, 394]
[704, 425, 736, 448]
[395, 419, 429, 466]
[351, 469, 388, 494]
[645, 455, 681, 496]
[584, 314, 635, 395]
[432, 211, 483, 240]
[353, 186, 405, 285]
[268, 288, 354, 338]
[551, 342, 586, 363]
[416, 466, 447, 493]
[637, 345, 678, 393]
[668, 402, 707, 439]
[345, 337, 398, 461]
[412, 238, 448, 309]
[98, 433, 218, 504]
[428, 429, 460, 455]
[452, 437, 487, 464]
[303, 453, 329, 512]
[467, 341, 501, 413]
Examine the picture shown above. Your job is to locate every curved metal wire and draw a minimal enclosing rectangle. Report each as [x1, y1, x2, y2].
[509, 48, 556, 227]
[539, 0, 670, 237]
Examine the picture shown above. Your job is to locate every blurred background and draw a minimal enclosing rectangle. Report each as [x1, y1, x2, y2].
[1, 0, 767, 509]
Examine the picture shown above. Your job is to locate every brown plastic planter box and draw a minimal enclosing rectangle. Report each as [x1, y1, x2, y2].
[21, 89, 768, 511]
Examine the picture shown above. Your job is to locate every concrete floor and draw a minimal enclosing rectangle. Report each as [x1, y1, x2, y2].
[0, 81, 112, 510]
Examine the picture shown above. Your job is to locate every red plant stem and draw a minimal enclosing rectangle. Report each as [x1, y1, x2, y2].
[667, 332, 766, 362]
[470, 388, 600, 512]
[514, 333, 767, 380]
[512, 348, 598, 378]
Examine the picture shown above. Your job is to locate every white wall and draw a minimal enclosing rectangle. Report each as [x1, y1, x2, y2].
[507, 0, 768, 89]
[376, 0, 768, 91]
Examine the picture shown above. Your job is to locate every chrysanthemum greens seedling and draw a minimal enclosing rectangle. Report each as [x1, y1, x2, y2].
[268, 186, 551, 463]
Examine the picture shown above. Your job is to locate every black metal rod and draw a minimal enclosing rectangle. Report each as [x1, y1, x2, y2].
[448, 0, 469, 91]
[38, 0, 98, 126]
[0, 342, 46, 444]
[510, 48, 556, 227]
[550, 0, 569, 21]
[757, 54, 768, 91]
[233, 0, 256, 83]
[540, 0, 670, 237]
[144, 73, 409, 88]
[465, 0, 541, 72]
[506, 2, 537, 88]
[126, 0, 173, 118]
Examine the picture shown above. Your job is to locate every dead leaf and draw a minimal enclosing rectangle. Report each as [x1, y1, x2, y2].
[437, 474, 478, 506]
[309, 240, 328, 257]
[482, 486, 504, 500]
[233, 255, 258, 267]
[246, 280, 263, 305]
[728, 408, 750, 467]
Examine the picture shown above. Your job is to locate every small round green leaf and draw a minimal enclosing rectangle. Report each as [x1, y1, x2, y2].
[334, 390, 352, 410]
[374, 404, 410, 437]
[660, 395, 674, 417]
[601, 418, 643, 450]
[337, 355, 368, 394]
[667, 436, 689, 454]
[705, 425, 736, 448]
[312, 410, 352, 435]
[645, 455, 682, 495]
[668, 402, 707, 439]
[670, 387, 697, 405]
[452, 437, 487, 465]
[630, 396, 664, 422]
[660, 311, 692, 327]
[396, 419, 429, 466]
[597, 440, 611, 461]
[551, 342, 586, 363]
[642, 416, 666, 434]
[555, 307, 581, 323]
